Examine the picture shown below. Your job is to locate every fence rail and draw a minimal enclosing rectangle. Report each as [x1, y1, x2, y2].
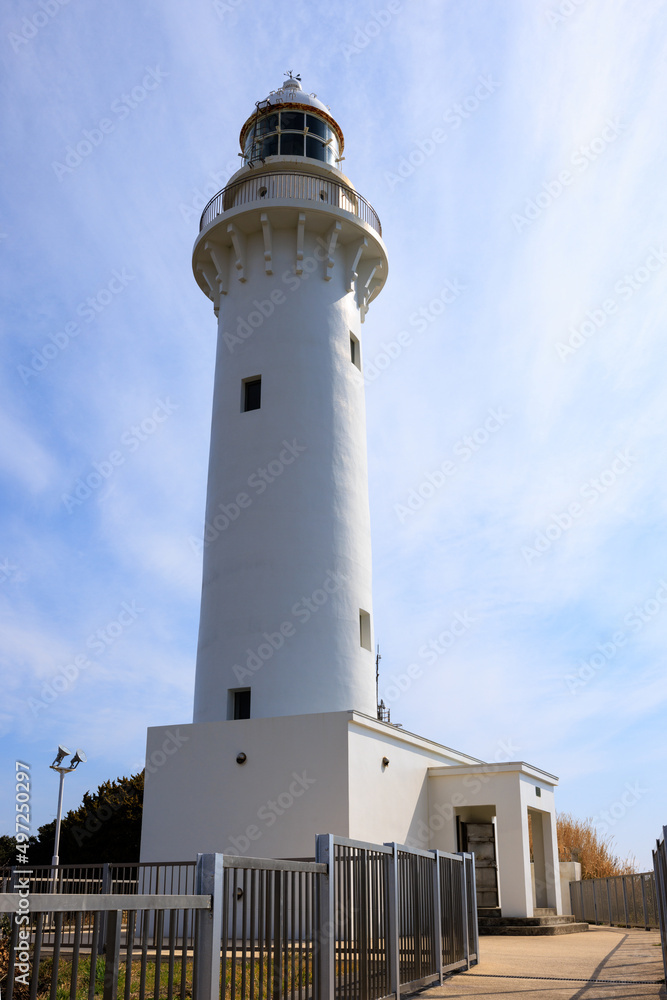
[653, 824, 667, 983]
[0, 861, 197, 896]
[1, 837, 477, 1000]
[569, 871, 660, 929]
[199, 170, 382, 237]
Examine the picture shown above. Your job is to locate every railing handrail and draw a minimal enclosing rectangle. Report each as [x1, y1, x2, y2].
[199, 168, 382, 237]
[0, 892, 210, 913]
[0, 860, 193, 871]
[222, 855, 326, 872]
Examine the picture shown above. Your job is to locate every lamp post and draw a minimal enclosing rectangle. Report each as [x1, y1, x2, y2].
[49, 745, 86, 890]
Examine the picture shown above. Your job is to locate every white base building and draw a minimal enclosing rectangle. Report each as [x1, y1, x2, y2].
[141, 710, 562, 917]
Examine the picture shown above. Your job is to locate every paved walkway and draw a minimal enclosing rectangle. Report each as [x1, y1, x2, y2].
[427, 926, 666, 999]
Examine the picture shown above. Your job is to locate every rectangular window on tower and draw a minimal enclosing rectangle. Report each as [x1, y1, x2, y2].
[229, 688, 251, 720]
[350, 333, 361, 370]
[359, 610, 371, 650]
[242, 376, 262, 412]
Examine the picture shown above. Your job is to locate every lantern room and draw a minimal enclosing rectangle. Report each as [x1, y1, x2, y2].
[239, 73, 344, 167]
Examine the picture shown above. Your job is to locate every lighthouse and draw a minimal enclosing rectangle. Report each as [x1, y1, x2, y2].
[190, 73, 388, 724]
[140, 76, 563, 922]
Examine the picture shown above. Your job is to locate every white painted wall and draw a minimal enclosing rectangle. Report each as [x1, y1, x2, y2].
[559, 861, 581, 915]
[141, 711, 489, 866]
[140, 712, 350, 862]
[191, 159, 388, 724]
[427, 763, 562, 917]
[346, 717, 480, 848]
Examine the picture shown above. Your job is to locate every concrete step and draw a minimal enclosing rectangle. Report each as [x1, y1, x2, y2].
[479, 920, 590, 936]
[479, 914, 578, 927]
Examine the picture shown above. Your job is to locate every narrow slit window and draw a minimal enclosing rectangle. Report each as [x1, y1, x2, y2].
[243, 376, 261, 412]
[350, 333, 361, 370]
[231, 689, 251, 720]
[359, 610, 371, 650]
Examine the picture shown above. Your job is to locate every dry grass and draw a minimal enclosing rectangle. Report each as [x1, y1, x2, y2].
[1, 950, 313, 1000]
[557, 812, 637, 878]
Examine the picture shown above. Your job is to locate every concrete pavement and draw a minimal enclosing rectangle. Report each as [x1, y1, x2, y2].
[427, 926, 666, 999]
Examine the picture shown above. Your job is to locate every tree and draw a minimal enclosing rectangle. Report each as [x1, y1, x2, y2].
[557, 812, 636, 878]
[0, 835, 37, 867]
[25, 771, 144, 866]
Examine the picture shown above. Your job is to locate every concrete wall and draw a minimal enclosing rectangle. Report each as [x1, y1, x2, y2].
[559, 861, 581, 915]
[140, 710, 562, 924]
[140, 711, 479, 863]
[346, 717, 477, 847]
[140, 712, 350, 862]
[427, 764, 562, 918]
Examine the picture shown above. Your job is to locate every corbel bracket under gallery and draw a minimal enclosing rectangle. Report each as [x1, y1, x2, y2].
[227, 223, 247, 282]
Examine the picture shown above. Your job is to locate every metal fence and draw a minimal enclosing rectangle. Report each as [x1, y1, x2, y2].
[199, 170, 382, 237]
[317, 835, 477, 1000]
[0, 889, 208, 1000]
[653, 824, 667, 983]
[0, 861, 197, 896]
[569, 871, 660, 929]
[1, 839, 477, 1000]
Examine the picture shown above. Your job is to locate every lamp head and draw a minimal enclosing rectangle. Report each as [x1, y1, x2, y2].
[51, 745, 70, 767]
[70, 749, 87, 768]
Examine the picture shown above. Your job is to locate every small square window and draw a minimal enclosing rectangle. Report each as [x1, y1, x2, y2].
[350, 333, 361, 370]
[359, 610, 371, 650]
[230, 689, 251, 720]
[243, 377, 261, 412]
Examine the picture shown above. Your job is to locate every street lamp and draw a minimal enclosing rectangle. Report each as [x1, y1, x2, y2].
[50, 745, 86, 887]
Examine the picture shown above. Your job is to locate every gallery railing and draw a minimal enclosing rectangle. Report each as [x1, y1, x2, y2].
[199, 170, 382, 237]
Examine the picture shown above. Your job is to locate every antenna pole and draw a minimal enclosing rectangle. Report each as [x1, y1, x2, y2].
[376, 644, 381, 716]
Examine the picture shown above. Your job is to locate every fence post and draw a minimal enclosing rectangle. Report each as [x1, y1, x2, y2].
[468, 853, 479, 963]
[607, 878, 613, 926]
[640, 873, 649, 931]
[194, 853, 224, 1000]
[386, 843, 400, 999]
[431, 852, 443, 985]
[315, 834, 335, 1000]
[459, 855, 470, 970]
[592, 879, 599, 924]
[98, 861, 112, 955]
[579, 881, 585, 922]
[272, 869, 284, 1000]
[653, 826, 667, 985]
[102, 909, 123, 1000]
[622, 876, 630, 928]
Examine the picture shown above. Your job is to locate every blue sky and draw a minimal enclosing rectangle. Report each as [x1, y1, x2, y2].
[1, 0, 665, 870]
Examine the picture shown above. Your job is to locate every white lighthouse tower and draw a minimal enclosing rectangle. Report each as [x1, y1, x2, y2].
[140, 76, 563, 922]
[191, 74, 387, 724]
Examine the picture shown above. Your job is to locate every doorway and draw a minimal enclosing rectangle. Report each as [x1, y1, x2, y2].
[460, 820, 499, 909]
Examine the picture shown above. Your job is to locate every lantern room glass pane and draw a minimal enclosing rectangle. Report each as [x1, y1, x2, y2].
[306, 114, 328, 139]
[256, 113, 279, 136]
[257, 134, 279, 158]
[306, 135, 327, 162]
[280, 111, 304, 130]
[280, 133, 304, 155]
